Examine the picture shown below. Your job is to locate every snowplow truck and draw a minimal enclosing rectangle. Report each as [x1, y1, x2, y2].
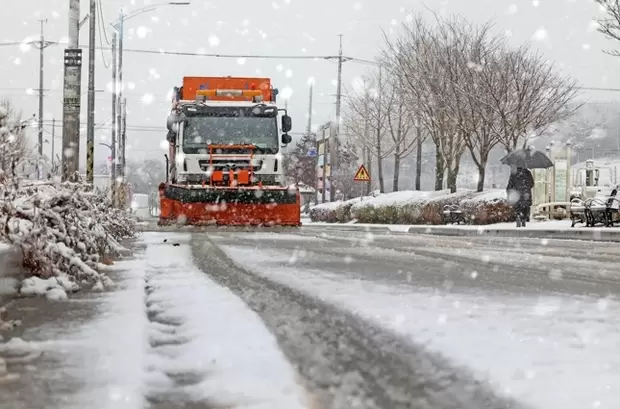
[158, 76, 301, 227]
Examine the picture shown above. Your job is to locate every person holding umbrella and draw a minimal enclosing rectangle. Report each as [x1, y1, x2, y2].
[500, 146, 554, 228]
[506, 166, 534, 227]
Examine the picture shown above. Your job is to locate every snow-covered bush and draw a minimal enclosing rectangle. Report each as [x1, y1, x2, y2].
[459, 190, 513, 225]
[0, 179, 137, 287]
[309, 189, 514, 225]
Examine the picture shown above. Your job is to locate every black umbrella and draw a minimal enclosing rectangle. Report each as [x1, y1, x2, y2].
[500, 148, 554, 169]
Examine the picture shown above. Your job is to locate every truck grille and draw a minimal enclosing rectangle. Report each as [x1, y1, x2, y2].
[198, 159, 262, 171]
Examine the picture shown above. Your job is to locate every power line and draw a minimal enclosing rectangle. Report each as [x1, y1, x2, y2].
[0, 39, 347, 60]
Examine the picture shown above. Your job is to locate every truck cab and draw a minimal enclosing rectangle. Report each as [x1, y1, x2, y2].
[165, 76, 292, 187]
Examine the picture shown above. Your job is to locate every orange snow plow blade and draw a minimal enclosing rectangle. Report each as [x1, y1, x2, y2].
[157, 183, 301, 227]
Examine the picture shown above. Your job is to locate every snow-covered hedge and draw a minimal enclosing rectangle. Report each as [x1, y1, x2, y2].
[0, 178, 137, 290]
[309, 189, 513, 225]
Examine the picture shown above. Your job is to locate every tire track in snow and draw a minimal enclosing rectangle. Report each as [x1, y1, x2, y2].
[192, 235, 526, 409]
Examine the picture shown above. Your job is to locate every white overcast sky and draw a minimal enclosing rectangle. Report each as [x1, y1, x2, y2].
[1, 0, 619, 168]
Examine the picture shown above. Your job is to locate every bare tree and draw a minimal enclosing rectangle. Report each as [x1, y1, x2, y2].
[383, 14, 450, 190]
[595, 0, 620, 56]
[0, 99, 30, 176]
[384, 12, 476, 192]
[342, 69, 394, 192]
[488, 44, 580, 153]
[443, 18, 505, 191]
[383, 74, 417, 191]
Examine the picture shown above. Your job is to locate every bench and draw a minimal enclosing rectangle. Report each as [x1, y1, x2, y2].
[571, 187, 620, 227]
[442, 204, 466, 225]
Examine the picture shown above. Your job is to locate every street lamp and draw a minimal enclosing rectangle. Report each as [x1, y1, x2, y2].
[109, 1, 190, 184]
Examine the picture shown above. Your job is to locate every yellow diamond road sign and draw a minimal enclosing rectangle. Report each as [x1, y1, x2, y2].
[354, 164, 370, 181]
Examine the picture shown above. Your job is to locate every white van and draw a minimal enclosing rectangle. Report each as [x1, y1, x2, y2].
[131, 193, 151, 219]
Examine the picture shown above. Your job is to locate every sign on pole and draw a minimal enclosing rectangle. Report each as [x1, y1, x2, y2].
[354, 164, 370, 182]
[307, 147, 317, 157]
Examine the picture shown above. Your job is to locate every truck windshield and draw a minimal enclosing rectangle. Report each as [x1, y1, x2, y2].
[182, 116, 279, 154]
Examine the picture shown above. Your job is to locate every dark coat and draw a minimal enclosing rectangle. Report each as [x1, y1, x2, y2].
[506, 167, 534, 207]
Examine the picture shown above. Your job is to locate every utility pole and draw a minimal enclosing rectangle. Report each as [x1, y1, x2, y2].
[34, 19, 52, 179]
[121, 97, 127, 181]
[363, 95, 371, 195]
[305, 81, 314, 187]
[86, 0, 96, 184]
[51, 118, 55, 170]
[330, 34, 344, 201]
[306, 81, 313, 137]
[111, 31, 118, 206]
[62, 0, 83, 181]
[116, 10, 125, 182]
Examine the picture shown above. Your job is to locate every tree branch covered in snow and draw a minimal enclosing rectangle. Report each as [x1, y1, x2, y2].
[0, 175, 137, 287]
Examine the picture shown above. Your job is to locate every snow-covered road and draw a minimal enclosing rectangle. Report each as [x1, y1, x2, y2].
[206, 229, 620, 409]
[1, 232, 309, 409]
[5, 227, 620, 409]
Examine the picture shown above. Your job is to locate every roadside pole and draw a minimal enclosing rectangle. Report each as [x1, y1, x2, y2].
[61, 0, 82, 181]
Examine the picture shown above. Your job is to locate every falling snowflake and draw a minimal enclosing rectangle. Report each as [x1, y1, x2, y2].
[533, 27, 547, 41]
[141, 93, 154, 105]
[532, 0, 540, 6]
[353, 2, 362, 10]
[237, 57, 247, 65]
[508, 4, 518, 14]
[136, 26, 150, 38]
[285, 69, 293, 78]
[64, 147, 75, 158]
[208, 35, 220, 47]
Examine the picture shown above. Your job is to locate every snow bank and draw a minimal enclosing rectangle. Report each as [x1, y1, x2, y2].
[19, 275, 80, 300]
[0, 179, 137, 291]
[310, 189, 512, 225]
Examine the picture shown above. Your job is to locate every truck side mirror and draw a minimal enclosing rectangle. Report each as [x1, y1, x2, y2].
[166, 112, 186, 133]
[281, 115, 292, 133]
[281, 133, 292, 145]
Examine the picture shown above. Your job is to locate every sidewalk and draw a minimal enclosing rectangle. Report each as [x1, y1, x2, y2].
[301, 217, 620, 242]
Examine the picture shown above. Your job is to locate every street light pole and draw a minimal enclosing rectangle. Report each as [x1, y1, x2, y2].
[109, 1, 190, 198]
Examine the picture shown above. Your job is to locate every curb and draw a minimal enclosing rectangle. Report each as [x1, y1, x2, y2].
[0, 245, 23, 300]
[302, 224, 620, 242]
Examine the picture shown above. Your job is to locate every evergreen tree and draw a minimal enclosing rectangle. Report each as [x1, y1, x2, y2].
[285, 132, 317, 187]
